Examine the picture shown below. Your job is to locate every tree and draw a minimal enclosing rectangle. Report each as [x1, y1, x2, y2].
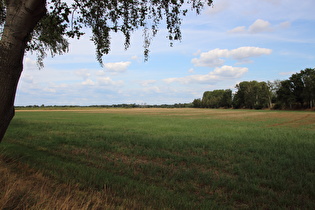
[267, 79, 281, 108]
[233, 81, 271, 109]
[301, 68, 315, 108]
[276, 68, 315, 109]
[221, 89, 232, 108]
[200, 89, 232, 108]
[0, 0, 213, 142]
[294, 68, 315, 108]
[276, 79, 295, 109]
[192, 98, 202, 108]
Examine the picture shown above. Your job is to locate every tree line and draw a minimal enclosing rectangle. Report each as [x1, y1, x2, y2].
[193, 68, 315, 110]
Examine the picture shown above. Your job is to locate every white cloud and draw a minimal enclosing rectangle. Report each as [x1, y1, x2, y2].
[229, 19, 291, 34]
[98, 77, 124, 86]
[192, 48, 229, 67]
[96, 70, 106, 76]
[249, 19, 273, 33]
[140, 80, 157, 86]
[206, 0, 230, 15]
[104, 61, 131, 73]
[213, 65, 248, 78]
[82, 79, 95, 86]
[229, 47, 272, 60]
[143, 86, 162, 93]
[192, 47, 272, 67]
[163, 65, 248, 85]
[228, 26, 246, 34]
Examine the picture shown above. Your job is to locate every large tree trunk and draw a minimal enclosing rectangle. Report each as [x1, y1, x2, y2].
[0, 0, 46, 142]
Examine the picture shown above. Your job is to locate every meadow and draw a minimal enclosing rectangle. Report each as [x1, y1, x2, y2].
[1, 108, 314, 209]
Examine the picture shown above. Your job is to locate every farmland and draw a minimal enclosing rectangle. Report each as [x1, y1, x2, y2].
[1, 108, 315, 209]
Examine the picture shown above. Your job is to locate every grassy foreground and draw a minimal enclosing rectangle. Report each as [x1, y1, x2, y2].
[1, 108, 314, 209]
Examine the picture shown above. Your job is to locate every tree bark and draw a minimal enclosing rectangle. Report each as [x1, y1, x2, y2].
[0, 0, 46, 142]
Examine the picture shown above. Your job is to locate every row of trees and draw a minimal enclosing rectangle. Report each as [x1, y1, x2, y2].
[193, 89, 232, 108]
[193, 68, 315, 110]
[17, 103, 194, 109]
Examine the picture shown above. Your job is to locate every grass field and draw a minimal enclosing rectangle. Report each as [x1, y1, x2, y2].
[1, 108, 314, 209]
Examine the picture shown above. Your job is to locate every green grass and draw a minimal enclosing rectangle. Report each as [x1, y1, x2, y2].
[1, 108, 315, 209]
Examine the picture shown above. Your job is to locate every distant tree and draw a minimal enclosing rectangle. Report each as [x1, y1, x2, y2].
[233, 81, 271, 109]
[201, 89, 232, 108]
[257, 81, 271, 109]
[290, 73, 305, 107]
[276, 68, 315, 109]
[298, 68, 315, 108]
[192, 99, 202, 108]
[276, 79, 295, 109]
[0, 0, 213, 142]
[267, 80, 282, 108]
[221, 89, 232, 108]
[233, 81, 250, 109]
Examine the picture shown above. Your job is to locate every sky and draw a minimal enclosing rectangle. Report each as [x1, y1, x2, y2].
[15, 0, 315, 106]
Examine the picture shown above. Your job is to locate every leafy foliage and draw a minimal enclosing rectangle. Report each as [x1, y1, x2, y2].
[0, 0, 213, 66]
[276, 68, 315, 109]
[201, 89, 232, 108]
[233, 81, 271, 109]
[72, 0, 212, 63]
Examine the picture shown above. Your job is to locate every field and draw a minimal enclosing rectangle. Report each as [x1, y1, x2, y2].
[1, 108, 315, 209]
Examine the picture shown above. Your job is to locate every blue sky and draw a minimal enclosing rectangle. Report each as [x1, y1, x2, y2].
[16, 0, 315, 106]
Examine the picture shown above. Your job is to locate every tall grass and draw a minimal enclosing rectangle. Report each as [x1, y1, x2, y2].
[1, 108, 315, 209]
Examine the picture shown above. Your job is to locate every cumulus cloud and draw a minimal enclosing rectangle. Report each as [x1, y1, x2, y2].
[229, 19, 290, 34]
[98, 77, 124, 86]
[213, 65, 248, 78]
[192, 47, 272, 67]
[228, 26, 246, 34]
[249, 19, 273, 33]
[229, 47, 272, 60]
[163, 65, 248, 84]
[104, 61, 131, 73]
[82, 79, 95, 86]
[192, 48, 229, 67]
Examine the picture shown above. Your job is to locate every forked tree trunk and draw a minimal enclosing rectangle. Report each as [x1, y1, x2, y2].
[0, 0, 46, 142]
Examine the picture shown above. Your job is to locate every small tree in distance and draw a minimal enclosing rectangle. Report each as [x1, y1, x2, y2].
[0, 0, 213, 142]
